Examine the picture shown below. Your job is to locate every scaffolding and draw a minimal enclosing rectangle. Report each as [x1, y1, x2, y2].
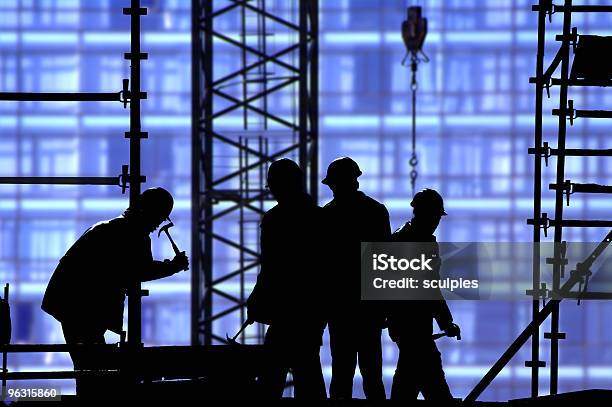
[0, 0, 147, 384]
[191, 0, 319, 345]
[465, 0, 612, 401]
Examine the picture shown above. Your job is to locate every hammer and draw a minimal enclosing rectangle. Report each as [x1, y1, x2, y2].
[225, 319, 253, 346]
[158, 219, 189, 271]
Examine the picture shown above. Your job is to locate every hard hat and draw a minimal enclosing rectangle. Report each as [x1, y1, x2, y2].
[321, 157, 362, 185]
[266, 158, 303, 188]
[411, 188, 447, 216]
[139, 187, 174, 219]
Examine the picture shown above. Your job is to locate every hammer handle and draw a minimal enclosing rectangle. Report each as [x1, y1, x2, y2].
[161, 229, 188, 271]
[164, 229, 180, 255]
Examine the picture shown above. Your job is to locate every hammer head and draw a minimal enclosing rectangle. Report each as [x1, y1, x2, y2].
[157, 219, 174, 237]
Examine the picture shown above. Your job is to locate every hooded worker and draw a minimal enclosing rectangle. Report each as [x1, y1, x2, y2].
[41, 187, 188, 393]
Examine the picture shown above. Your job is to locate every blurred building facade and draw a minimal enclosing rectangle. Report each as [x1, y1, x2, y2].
[0, 0, 610, 400]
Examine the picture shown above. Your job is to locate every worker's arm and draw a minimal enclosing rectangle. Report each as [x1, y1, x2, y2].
[433, 300, 454, 330]
[140, 252, 189, 282]
[378, 204, 392, 241]
[246, 215, 275, 324]
[134, 233, 188, 282]
[432, 284, 459, 337]
[429, 241, 455, 332]
[431, 273, 455, 330]
[430, 244, 460, 338]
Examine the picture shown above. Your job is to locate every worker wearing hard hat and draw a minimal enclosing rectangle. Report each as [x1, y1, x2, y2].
[322, 157, 390, 401]
[42, 187, 189, 395]
[246, 159, 327, 400]
[387, 188, 460, 401]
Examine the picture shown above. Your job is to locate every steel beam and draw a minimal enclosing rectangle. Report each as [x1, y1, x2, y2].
[192, 0, 318, 345]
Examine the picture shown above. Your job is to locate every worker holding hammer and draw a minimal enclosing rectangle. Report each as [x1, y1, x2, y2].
[41, 187, 188, 395]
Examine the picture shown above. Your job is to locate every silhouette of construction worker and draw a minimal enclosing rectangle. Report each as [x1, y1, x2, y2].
[387, 188, 460, 401]
[246, 158, 327, 400]
[322, 157, 390, 400]
[41, 187, 188, 394]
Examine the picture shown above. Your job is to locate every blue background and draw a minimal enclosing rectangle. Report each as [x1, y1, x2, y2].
[0, 0, 611, 400]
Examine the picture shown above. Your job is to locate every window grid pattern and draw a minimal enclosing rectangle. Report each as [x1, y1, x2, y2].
[0, 0, 610, 400]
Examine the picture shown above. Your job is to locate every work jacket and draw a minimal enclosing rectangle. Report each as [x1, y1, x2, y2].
[322, 191, 391, 326]
[42, 215, 175, 334]
[247, 193, 327, 345]
[386, 221, 453, 342]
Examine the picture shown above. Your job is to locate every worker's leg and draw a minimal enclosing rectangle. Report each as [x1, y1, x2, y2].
[357, 324, 386, 400]
[258, 325, 290, 399]
[390, 339, 420, 401]
[61, 320, 106, 397]
[419, 339, 453, 401]
[291, 344, 327, 400]
[329, 319, 357, 399]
